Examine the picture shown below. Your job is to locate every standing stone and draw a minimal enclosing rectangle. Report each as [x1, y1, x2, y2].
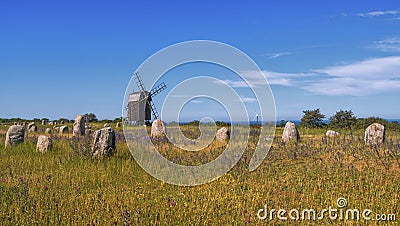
[27, 122, 37, 132]
[41, 120, 47, 125]
[282, 121, 300, 143]
[116, 122, 122, 128]
[59, 126, 69, 134]
[151, 119, 165, 138]
[36, 135, 52, 153]
[5, 125, 25, 147]
[92, 127, 116, 157]
[365, 123, 385, 145]
[326, 130, 339, 138]
[216, 127, 230, 142]
[73, 115, 86, 137]
[103, 123, 110, 128]
[49, 122, 54, 126]
[45, 128, 52, 134]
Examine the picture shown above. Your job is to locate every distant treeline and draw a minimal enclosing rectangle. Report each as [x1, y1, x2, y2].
[0, 113, 122, 124]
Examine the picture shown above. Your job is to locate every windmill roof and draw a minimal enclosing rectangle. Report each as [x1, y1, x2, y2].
[128, 91, 149, 102]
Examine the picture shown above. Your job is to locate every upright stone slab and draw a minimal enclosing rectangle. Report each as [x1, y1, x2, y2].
[116, 122, 122, 128]
[41, 120, 47, 125]
[216, 127, 230, 142]
[36, 135, 52, 153]
[59, 126, 68, 134]
[103, 123, 110, 128]
[73, 115, 86, 137]
[151, 119, 165, 138]
[326, 130, 339, 138]
[364, 123, 385, 145]
[5, 125, 25, 147]
[282, 121, 299, 143]
[45, 128, 52, 134]
[92, 127, 116, 157]
[27, 122, 37, 132]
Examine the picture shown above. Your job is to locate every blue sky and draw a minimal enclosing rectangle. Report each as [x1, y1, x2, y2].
[1, 1, 400, 121]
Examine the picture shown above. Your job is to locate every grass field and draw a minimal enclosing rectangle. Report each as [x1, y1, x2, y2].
[0, 124, 399, 225]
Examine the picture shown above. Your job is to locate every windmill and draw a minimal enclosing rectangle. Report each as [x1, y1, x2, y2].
[127, 72, 167, 125]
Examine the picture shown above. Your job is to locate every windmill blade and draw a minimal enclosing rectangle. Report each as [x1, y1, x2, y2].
[148, 99, 159, 119]
[149, 82, 167, 97]
[134, 72, 147, 92]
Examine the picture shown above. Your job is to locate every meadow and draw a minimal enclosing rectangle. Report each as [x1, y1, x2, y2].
[0, 123, 399, 225]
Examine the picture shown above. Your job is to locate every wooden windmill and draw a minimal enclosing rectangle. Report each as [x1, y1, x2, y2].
[127, 72, 167, 125]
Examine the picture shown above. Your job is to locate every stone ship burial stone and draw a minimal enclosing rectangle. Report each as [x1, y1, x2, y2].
[36, 135, 52, 153]
[151, 119, 165, 138]
[92, 127, 116, 158]
[364, 123, 385, 145]
[216, 127, 230, 142]
[282, 121, 300, 143]
[59, 125, 69, 134]
[5, 125, 25, 147]
[27, 122, 37, 132]
[45, 128, 52, 134]
[73, 114, 86, 137]
[326, 130, 339, 138]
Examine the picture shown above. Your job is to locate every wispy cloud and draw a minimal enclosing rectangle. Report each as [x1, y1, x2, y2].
[373, 37, 400, 52]
[305, 56, 400, 96]
[214, 56, 400, 96]
[216, 70, 314, 88]
[357, 9, 400, 17]
[268, 52, 293, 59]
[239, 97, 257, 103]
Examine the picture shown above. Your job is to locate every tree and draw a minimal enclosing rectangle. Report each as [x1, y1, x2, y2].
[329, 110, 357, 129]
[278, 120, 286, 127]
[300, 109, 325, 128]
[84, 113, 98, 122]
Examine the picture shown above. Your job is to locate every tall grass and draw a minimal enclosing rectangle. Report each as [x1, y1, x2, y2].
[0, 125, 399, 225]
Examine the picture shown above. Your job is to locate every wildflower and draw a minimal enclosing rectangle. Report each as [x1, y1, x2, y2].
[44, 185, 49, 190]
[170, 200, 176, 207]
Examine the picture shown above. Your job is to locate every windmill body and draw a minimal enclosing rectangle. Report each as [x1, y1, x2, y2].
[128, 91, 152, 122]
[127, 73, 166, 125]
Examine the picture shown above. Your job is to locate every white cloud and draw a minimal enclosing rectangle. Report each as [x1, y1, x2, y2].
[357, 9, 400, 17]
[239, 97, 257, 103]
[268, 52, 293, 59]
[305, 56, 400, 96]
[374, 37, 400, 52]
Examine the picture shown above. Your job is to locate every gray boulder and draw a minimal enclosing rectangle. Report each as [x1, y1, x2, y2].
[282, 121, 300, 143]
[73, 114, 86, 137]
[5, 125, 25, 147]
[216, 127, 230, 142]
[27, 122, 37, 132]
[326, 130, 339, 138]
[59, 125, 69, 134]
[36, 135, 52, 153]
[151, 119, 165, 138]
[92, 127, 116, 157]
[365, 123, 385, 145]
